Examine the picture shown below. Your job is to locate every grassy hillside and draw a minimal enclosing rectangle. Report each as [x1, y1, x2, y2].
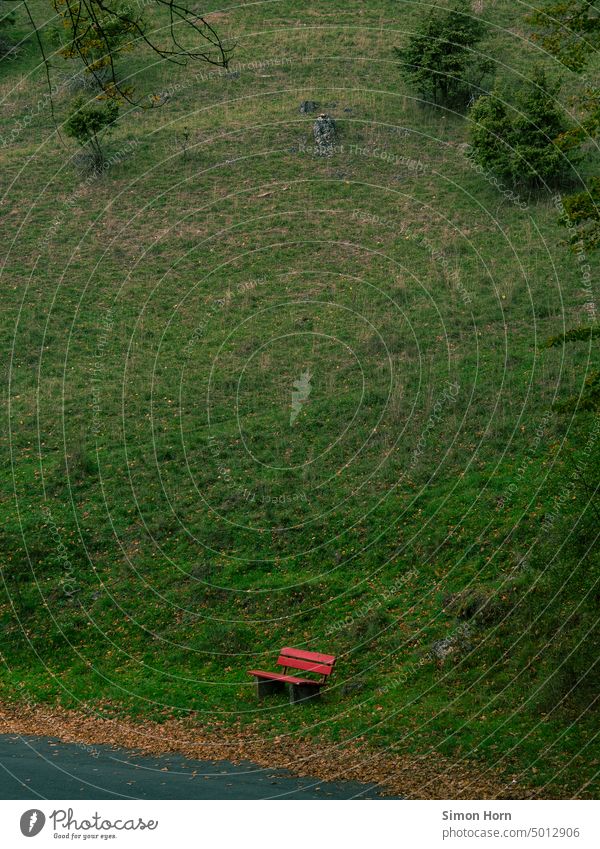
[1, 0, 598, 796]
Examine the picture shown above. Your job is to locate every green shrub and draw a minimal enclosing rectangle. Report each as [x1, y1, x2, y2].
[396, 0, 493, 108]
[469, 67, 573, 187]
[0, 1, 16, 58]
[65, 95, 119, 169]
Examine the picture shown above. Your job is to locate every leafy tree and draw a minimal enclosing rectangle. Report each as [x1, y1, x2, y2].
[396, 0, 493, 107]
[469, 67, 574, 186]
[559, 176, 600, 250]
[0, 0, 16, 57]
[530, 6, 600, 546]
[0, 0, 15, 32]
[65, 95, 119, 167]
[528, 0, 600, 73]
[538, 322, 600, 697]
[542, 325, 600, 413]
[529, 1, 600, 251]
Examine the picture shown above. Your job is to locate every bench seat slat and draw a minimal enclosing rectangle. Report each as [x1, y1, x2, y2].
[248, 669, 321, 687]
[276, 655, 334, 676]
[280, 647, 336, 665]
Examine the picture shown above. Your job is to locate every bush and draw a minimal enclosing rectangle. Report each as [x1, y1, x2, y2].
[347, 609, 392, 644]
[443, 586, 512, 624]
[469, 67, 573, 187]
[396, 0, 493, 108]
[65, 95, 119, 170]
[0, 1, 16, 59]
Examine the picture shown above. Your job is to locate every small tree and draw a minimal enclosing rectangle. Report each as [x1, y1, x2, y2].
[469, 67, 573, 187]
[529, 1, 600, 250]
[65, 95, 119, 169]
[0, 0, 16, 58]
[543, 325, 600, 414]
[559, 176, 600, 252]
[528, 0, 600, 73]
[396, 0, 493, 107]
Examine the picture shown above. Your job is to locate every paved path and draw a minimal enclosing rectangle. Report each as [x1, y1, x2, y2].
[0, 734, 393, 800]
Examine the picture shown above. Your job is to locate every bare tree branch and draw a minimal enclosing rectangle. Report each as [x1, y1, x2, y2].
[16, 0, 234, 108]
[22, 0, 59, 128]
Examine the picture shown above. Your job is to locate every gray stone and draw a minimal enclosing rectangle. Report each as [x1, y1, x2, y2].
[341, 680, 367, 696]
[313, 114, 337, 156]
[299, 100, 318, 114]
[430, 624, 472, 664]
[430, 637, 457, 662]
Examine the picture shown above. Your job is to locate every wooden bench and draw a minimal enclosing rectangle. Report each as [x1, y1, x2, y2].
[248, 647, 336, 704]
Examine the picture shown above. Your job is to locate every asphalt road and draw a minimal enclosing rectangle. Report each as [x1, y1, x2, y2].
[0, 734, 392, 800]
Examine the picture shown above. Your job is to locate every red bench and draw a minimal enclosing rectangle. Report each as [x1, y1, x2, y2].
[248, 647, 336, 704]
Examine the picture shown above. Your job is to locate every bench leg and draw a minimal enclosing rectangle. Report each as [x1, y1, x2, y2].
[254, 677, 286, 699]
[289, 683, 321, 704]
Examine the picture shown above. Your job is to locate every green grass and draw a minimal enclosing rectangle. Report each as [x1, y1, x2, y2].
[1, 0, 599, 797]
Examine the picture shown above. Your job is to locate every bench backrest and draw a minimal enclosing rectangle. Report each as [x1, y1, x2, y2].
[277, 647, 336, 683]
